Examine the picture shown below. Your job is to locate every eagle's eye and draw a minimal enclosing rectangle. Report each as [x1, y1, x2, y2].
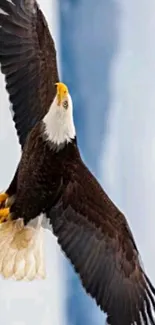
[63, 100, 68, 109]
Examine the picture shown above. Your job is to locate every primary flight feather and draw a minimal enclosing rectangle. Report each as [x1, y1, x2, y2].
[0, 1, 155, 325]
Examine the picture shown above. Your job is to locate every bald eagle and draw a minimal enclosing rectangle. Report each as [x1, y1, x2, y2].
[0, 1, 155, 324]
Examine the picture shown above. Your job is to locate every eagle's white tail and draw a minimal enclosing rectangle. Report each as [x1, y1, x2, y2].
[0, 218, 46, 280]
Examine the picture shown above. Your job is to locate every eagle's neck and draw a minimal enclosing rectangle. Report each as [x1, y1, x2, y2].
[43, 101, 76, 147]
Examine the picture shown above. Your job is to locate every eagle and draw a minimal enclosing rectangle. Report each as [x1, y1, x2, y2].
[0, 1, 155, 324]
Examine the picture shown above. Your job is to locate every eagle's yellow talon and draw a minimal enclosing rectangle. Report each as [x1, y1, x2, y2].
[0, 192, 8, 206]
[0, 208, 10, 223]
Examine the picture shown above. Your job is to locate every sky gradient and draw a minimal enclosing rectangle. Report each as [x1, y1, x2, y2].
[0, 0, 155, 324]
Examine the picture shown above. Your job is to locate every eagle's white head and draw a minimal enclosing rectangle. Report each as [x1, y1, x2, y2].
[43, 82, 76, 146]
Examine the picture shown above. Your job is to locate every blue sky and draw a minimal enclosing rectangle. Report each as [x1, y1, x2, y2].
[101, 0, 155, 277]
[60, 1, 119, 323]
[60, 0, 120, 177]
[0, 0, 155, 324]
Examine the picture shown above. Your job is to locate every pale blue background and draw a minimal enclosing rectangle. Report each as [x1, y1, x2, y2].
[0, 0, 155, 324]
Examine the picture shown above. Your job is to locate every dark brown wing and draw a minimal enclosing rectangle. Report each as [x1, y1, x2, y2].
[0, 0, 59, 147]
[48, 160, 155, 325]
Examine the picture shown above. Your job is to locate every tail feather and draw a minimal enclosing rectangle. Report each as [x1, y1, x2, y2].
[0, 219, 46, 280]
[13, 249, 26, 280]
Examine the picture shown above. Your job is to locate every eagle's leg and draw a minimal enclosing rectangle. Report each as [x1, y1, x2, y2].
[0, 207, 11, 223]
[0, 166, 18, 210]
[0, 192, 8, 208]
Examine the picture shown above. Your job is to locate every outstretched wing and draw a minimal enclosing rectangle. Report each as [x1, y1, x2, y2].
[48, 160, 155, 325]
[0, 0, 59, 147]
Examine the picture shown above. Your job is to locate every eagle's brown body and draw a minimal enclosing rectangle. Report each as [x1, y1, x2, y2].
[9, 122, 78, 224]
[0, 0, 155, 324]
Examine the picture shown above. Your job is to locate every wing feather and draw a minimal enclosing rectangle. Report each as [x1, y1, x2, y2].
[48, 161, 155, 325]
[0, 0, 59, 147]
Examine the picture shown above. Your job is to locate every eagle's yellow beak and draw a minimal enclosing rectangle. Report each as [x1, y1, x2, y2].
[55, 82, 68, 106]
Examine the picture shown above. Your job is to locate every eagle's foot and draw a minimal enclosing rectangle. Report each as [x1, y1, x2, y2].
[0, 207, 11, 223]
[0, 192, 8, 208]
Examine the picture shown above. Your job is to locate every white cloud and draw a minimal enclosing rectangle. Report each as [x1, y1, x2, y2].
[101, 0, 155, 281]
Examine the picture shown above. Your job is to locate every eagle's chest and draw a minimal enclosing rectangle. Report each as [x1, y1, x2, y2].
[17, 135, 74, 194]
